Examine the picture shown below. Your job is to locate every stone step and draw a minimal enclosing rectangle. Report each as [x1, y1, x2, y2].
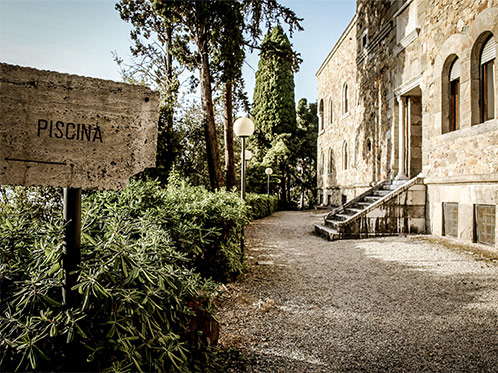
[363, 195, 381, 203]
[373, 189, 391, 197]
[355, 201, 372, 209]
[345, 207, 364, 215]
[335, 213, 354, 221]
[324, 219, 341, 229]
[314, 224, 340, 241]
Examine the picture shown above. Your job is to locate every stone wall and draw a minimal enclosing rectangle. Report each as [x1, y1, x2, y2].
[415, 0, 498, 248]
[316, 1, 406, 207]
[317, 0, 498, 248]
[316, 17, 363, 206]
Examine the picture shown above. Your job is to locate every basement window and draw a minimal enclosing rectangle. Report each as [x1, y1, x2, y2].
[442, 202, 458, 238]
[474, 204, 496, 245]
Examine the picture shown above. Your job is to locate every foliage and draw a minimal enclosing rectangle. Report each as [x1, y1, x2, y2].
[152, 0, 231, 189]
[251, 26, 300, 206]
[252, 26, 301, 148]
[115, 0, 180, 184]
[292, 98, 319, 208]
[116, 0, 302, 190]
[0, 178, 252, 372]
[171, 101, 210, 187]
[245, 193, 279, 220]
[159, 173, 249, 281]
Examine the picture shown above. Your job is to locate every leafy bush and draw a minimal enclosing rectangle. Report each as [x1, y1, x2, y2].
[245, 193, 279, 220]
[159, 175, 249, 281]
[0, 178, 249, 372]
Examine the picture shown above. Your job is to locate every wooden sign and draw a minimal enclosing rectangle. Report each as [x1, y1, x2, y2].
[0, 63, 159, 190]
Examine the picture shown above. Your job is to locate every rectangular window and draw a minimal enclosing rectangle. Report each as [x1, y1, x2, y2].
[443, 202, 458, 237]
[449, 79, 460, 131]
[481, 60, 495, 122]
[475, 204, 496, 245]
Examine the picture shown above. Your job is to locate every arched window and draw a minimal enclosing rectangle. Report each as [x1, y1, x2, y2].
[318, 99, 324, 131]
[366, 138, 372, 153]
[319, 151, 324, 175]
[343, 83, 349, 114]
[480, 34, 495, 122]
[342, 141, 348, 170]
[328, 98, 333, 124]
[449, 57, 460, 131]
[328, 148, 334, 173]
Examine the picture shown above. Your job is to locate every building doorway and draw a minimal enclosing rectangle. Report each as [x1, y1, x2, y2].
[408, 93, 422, 177]
[397, 86, 423, 180]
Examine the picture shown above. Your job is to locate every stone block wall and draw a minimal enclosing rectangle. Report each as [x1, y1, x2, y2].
[317, 0, 498, 247]
[416, 0, 498, 248]
[316, 17, 363, 206]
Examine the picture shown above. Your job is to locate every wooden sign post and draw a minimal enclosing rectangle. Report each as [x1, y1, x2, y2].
[0, 63, 160, 306]
[63, 187, 82, 308]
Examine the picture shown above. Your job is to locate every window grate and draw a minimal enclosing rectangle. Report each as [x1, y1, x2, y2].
[475, 204, 496, 245]
[443, 202, 458, 237]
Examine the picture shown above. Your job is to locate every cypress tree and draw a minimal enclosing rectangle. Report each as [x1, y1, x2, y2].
[252, 26, 301, 205]
[252, 26, 299, 150]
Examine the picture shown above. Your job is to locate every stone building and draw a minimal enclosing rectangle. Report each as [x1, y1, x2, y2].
[316, 0, 498, 248]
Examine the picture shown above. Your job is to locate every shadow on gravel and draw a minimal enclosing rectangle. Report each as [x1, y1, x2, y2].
[218, 211, 498, 373]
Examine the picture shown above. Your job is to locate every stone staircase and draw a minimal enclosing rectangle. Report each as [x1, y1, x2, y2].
[315, 176, 426, 241]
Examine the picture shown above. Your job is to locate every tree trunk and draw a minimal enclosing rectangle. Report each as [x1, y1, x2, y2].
[198, 42, 224, 190]
[163, 27, 175, 176]
[224, 82, 236, 190]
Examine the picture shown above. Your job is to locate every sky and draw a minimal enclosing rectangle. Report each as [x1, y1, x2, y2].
[0, 0, 356, 105]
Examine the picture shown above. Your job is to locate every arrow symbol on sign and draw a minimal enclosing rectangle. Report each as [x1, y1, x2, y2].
[5, 156, 67, 166]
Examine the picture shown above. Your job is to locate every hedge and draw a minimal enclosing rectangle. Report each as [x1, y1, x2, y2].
[0, 177, 274, 372]
[245, 193, 279, 220]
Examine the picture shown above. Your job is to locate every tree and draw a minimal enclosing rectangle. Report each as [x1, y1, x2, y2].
[117, 0, 302, 190]
[252, 26, 301, 206]
[293, 98, 318, 208]
[115, 0, 179, 183]
[173, 100, 212, 187]
[152, 0, 237, 190]
[210, 1, 246, 190]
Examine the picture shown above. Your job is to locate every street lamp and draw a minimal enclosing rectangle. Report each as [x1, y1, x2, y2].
[244, 150, 253, 195]
[265, 167, 273, 196]
[234, 117, 254, 200]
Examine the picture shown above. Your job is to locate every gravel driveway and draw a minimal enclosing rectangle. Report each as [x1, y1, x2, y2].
[218, 210, 498, 372]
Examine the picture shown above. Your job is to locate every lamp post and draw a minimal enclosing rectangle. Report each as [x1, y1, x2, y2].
[234, 117, 254, 257]
[244, 150, 252, 194]
[234, 117, 254, 200]
[265, 167, 273, 196]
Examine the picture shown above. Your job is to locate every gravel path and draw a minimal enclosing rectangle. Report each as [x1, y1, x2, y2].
[218, 210, 498, 372]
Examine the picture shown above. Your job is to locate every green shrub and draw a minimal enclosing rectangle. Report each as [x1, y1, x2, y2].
[0, 178, 249, 372]
[159, 175, 249, 281]
[245, 193, 279, 220]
